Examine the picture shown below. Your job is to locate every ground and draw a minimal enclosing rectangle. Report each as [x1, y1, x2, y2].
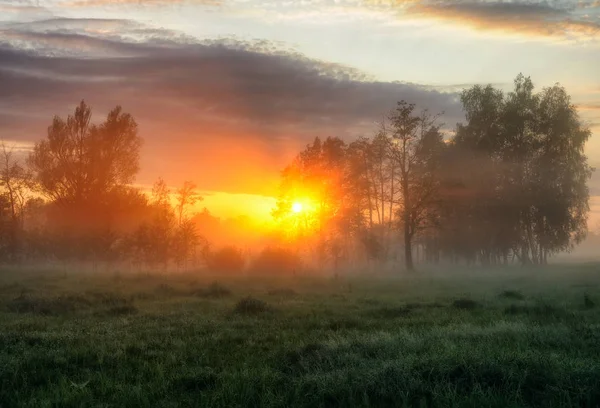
[1, 264, 599, 407]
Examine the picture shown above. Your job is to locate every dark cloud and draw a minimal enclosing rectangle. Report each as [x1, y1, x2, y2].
[0, 18, 462, 194]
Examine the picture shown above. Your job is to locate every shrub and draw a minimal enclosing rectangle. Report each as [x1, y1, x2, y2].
[267, 288, 297, 297]
[250, 247, 301, 275]
[499, 290, 525, 300]
[154, 284, 186, 297]
[233, 296, 271, 315]
[584, 293, 595, 309]
[206, 246, 246, 273]
[192, 282, 232, 298]
[452, 298, 479, 310]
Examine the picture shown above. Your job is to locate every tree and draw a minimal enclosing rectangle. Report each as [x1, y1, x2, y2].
[388, 101, 445, 271]
[272, 137, 367, 267]
[448, 74, 593, 265]
[174, 181, 203, 267]
[0, 142, 32, 261]
[176, 181, 202, 226]
[172, 218, 202, 269]
[27, 100, 143, 260]
[29, 100, 142, 205]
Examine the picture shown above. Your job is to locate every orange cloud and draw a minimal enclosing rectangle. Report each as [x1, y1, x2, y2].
[364, 0, 600, 41]
[63, 0, 222, 7]
[578, 103, 600, 111]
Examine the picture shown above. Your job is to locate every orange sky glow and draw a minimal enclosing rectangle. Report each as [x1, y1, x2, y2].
[1, 0, 599, 234]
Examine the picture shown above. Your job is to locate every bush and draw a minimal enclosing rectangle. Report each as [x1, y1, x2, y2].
[250, 247, 301, 275]
[192, 282, 232, 298]
[206, 246, 246, 273]
[267, 288, 297, 297]
[233, 296, 271, 315]
[584, 293, 595, 309]
[499, 290, 525, 300]
[452, 298, 479, 310]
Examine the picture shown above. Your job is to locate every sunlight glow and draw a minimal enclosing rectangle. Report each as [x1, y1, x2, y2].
[292, 202, 303, 213]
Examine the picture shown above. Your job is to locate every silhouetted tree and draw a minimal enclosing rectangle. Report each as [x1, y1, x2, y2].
[442, 74, 593, 265]
[388, 101, 445, 271]
[27, 100, 143, 261]
[29, 101, 141, 205]
[176, 181, 201, 226]
[0, 143, 32, 261]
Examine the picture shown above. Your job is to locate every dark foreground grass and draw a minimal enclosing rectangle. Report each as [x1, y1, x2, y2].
[1, 264, 600, 407]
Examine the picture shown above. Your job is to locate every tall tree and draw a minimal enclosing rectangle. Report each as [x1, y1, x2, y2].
[388, 101, 445, 271]
[176, 181, 201, 226]
[450, 75, 593, 265]
[0, 143, 32, 261]
[27, 101, 143, 259]
[174, 181, 202, 267]
[29, 101, 142, 205]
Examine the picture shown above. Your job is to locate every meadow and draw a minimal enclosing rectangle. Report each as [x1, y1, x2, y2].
[1, 264, 599, 408]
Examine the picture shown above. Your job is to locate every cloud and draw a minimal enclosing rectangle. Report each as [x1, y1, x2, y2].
[0, 2, 55, 21]
[0, 18, 462, 195]
[62, 0, 223, 7]
[578, 1, 600, 9]
[365, 0, 600, 42]
[579, 103, 600, 112]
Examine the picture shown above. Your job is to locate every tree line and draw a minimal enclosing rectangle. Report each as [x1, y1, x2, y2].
[273, 74, 593, 270]
[0, 74, 593, 271]
[0, 101, 205, 269]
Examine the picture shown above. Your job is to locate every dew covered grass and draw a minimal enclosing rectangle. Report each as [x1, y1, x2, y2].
[1, 264, 599, 407]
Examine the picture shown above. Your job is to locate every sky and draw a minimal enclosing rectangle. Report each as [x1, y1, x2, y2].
[0, 0, 599, 227]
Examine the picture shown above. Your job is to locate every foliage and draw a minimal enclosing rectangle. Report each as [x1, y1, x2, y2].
[0, 75, 591, 269]
[233, 296, 271, 315]
[205, 246, 246, 273]
[439, 74, 593, 265]
[250, 246, 302, 275]
[273, 74, 592, 269]
[192, 282, 232, 298]
[28, 101, 142, 205]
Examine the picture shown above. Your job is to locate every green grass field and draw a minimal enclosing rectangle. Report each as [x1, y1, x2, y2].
[1, 265, 600, 407]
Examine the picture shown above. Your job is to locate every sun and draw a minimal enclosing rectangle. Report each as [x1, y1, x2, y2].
[291, 202, 303, 213]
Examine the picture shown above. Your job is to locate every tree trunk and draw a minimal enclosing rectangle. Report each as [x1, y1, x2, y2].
[404, 223, 414, 271]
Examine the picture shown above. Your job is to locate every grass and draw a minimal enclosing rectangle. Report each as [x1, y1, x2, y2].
[0, 264, 600, 407]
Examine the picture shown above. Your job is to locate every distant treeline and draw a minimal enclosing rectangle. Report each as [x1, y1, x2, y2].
[0, 74, 593, 271]
[272, 74, 592, 270]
